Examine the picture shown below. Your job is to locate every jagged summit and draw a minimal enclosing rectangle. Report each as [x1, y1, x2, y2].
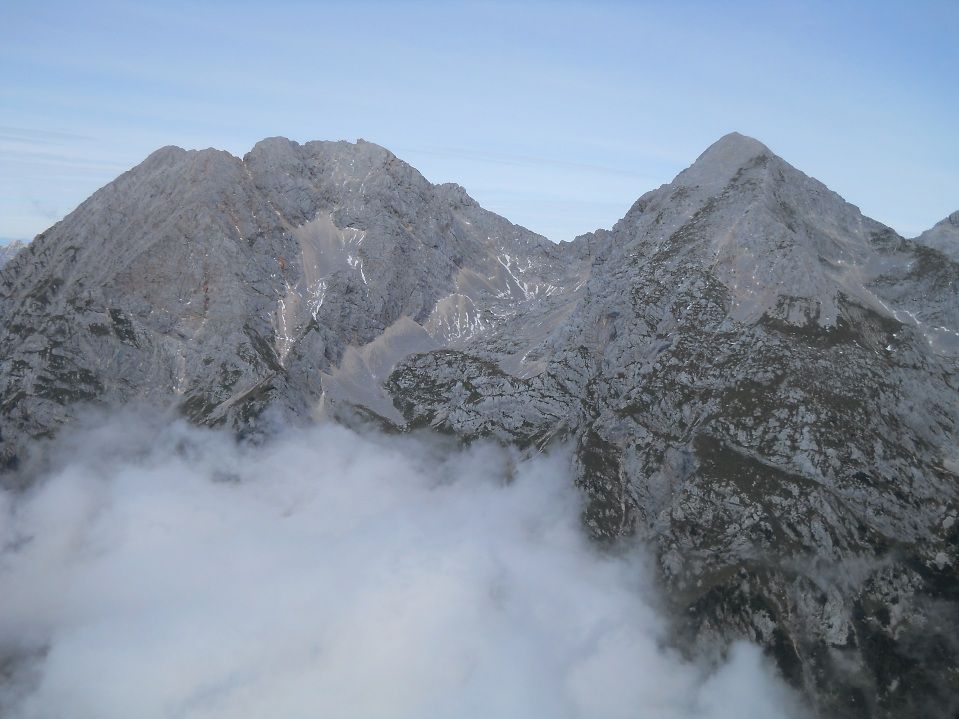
[132, 138, 401, 185]
[245, 136, 397, 164]
[138, 144, 236, 169]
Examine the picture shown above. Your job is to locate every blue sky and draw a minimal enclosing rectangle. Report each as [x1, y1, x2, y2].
[1, 0, 956, 243]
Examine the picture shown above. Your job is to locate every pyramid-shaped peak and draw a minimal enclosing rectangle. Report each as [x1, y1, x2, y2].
[707, 131, 771, 156]
[673, 131, 778, 191]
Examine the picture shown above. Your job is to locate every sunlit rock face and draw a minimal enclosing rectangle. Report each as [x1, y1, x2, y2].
[1, 133, 957, 718]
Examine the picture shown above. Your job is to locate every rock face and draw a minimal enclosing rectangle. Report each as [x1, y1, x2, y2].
[1, 133, 957, 718]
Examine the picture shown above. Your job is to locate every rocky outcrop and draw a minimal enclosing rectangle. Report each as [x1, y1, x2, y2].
[1, 133, 956, 717]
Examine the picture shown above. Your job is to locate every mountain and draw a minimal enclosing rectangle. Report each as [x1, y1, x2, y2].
[915, 210, 959, 263]
[0, 240, 26, 269]
[0, 138, 571, 463]
[1, 133, 957, 718]
[390, 134, 959, 716]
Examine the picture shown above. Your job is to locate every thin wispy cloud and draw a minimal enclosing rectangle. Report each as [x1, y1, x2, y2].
[0, 126, 94, 144]
[26, 198, 60, 221]
[0, 1, 955, 242]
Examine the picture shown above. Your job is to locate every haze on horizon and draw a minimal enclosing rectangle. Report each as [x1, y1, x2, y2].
[0, 0, 956, 244]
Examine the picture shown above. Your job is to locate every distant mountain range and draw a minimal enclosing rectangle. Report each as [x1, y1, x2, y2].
[0, 240, 27, 269]
[1, 133, 956, 718]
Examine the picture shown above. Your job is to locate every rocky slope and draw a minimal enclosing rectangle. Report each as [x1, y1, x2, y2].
[1, 133, 957, 717]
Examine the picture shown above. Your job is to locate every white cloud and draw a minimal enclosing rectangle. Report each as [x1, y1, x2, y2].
[0, 413, 807, 718]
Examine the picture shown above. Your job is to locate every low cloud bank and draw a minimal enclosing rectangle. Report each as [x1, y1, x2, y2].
[0, 413, 806, 718]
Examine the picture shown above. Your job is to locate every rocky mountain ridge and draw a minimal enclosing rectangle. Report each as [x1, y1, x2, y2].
[1, 132, 957, 718]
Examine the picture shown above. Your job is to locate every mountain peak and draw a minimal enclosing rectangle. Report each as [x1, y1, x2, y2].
[246, 135, 299, 161]
[676, 132, 776, 191]
[139, 144, 190, 169]
[708, 130, 770, 155]
[915, 208, 959, 262]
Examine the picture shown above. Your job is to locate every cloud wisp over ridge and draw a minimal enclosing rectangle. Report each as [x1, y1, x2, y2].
[0, 413, 806, 719]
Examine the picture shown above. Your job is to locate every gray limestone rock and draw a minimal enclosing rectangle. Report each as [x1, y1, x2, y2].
[1, 132, 956, 718]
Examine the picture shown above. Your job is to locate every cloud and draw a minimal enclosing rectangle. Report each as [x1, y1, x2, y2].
[0, 127, 94, 145]
[0, 412, 807, 719]
[26, 198, 61, 221]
